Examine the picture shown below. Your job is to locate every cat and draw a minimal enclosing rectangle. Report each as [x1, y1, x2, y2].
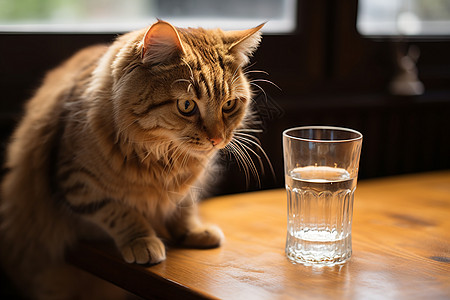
[0, 20, 264, 299]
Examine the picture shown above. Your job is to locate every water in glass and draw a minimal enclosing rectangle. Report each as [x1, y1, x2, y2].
[285, 166, 356, 265]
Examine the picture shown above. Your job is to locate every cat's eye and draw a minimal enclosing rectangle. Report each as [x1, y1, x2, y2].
[222, 99, 237, 113]
[177, 99, 197, 116]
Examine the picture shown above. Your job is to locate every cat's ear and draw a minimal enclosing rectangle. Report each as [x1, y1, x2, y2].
[142, 20, 185, 65]
[227, 23, 265, 65]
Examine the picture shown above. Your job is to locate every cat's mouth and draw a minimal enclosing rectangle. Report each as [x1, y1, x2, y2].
[184, 138, 226, 152]
[191, 145, 216, 154]
[187, 143, 222, 156]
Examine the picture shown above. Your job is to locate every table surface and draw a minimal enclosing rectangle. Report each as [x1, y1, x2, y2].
[68, 171, 450, 300]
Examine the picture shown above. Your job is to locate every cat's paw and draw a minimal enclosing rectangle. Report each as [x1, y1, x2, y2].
[120, 236, 166, 264]
[182, 224, 224, 248]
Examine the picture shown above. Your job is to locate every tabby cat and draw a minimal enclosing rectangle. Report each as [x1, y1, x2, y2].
[0, 20, 264, 299]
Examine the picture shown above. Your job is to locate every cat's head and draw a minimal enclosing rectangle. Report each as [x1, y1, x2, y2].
[108, 20, 264, 159]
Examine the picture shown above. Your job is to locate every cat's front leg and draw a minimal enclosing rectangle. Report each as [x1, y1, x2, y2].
[119, 235, 165, 264]
[167, 203, 224, 248]
[66, 198, 166, 264]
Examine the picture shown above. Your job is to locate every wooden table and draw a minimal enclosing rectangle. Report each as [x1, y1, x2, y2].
[68, 171, 450, 299]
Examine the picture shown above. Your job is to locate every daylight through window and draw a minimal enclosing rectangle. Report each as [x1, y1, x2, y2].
[357, 0, 450, 36]
[0, 0, 297, 33]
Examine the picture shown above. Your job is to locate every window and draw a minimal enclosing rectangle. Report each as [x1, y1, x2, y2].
[0, 0, 297, 33]
[357, 0, 450, 36]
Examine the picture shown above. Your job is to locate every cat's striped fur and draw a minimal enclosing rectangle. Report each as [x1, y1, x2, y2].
[0, 20, 263, 299]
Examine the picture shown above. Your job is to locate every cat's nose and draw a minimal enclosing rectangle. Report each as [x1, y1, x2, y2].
[209, 137, 223, 146]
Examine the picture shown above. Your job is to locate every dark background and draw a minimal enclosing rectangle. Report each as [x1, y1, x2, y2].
[1, 0, 449, 196]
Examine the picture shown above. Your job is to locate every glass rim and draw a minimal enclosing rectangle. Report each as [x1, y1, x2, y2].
[283, 126, 363, 143]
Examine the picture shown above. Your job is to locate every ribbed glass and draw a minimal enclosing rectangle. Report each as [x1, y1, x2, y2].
[285, 176, 355, 265]
[283, 126, 362, 266]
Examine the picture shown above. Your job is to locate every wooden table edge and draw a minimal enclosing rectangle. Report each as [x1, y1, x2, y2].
[66, 242, 216, 300]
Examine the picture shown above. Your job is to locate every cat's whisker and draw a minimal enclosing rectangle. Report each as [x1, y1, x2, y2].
[249, 82, 268, 102]
[230, 61, 246, 86]
[231, 74, 242, 87]
[234, 137, 264, 172]
[233, 135, 262, 164]
[235, 139, 264, 172]
[164, 140, 188, 176]
[225, 142, 245, 174]
[168, 138, 197, 175]
[244, 70, 269, 77]
[225, 141, 251, 187]
[250, 79, 282, 91]
[178, 146, 191, 172]
[234, 131, 262, 145]
[171, 78, 192, 88]
[227, 138, 261, 188]
[230, 82, 246, 90]
[232, 139, 262, 188]
[231, 84, 255, 99]
[231, 62, 244, 81]
[235, 128, 263, 133]
[234, 134, 275, 180]
[141, 150, 152, 163]
[242, 62, 257, 73]
[181, 58, 195, 83]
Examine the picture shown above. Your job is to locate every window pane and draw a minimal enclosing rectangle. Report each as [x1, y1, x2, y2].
[0, 0, 296, 33]
[357, 0, 450, 36]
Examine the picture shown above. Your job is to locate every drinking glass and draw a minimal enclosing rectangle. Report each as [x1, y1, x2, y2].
[283, 126, 363, 266]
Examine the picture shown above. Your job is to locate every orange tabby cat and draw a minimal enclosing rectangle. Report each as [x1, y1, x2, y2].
[0, 20, 263, 299]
